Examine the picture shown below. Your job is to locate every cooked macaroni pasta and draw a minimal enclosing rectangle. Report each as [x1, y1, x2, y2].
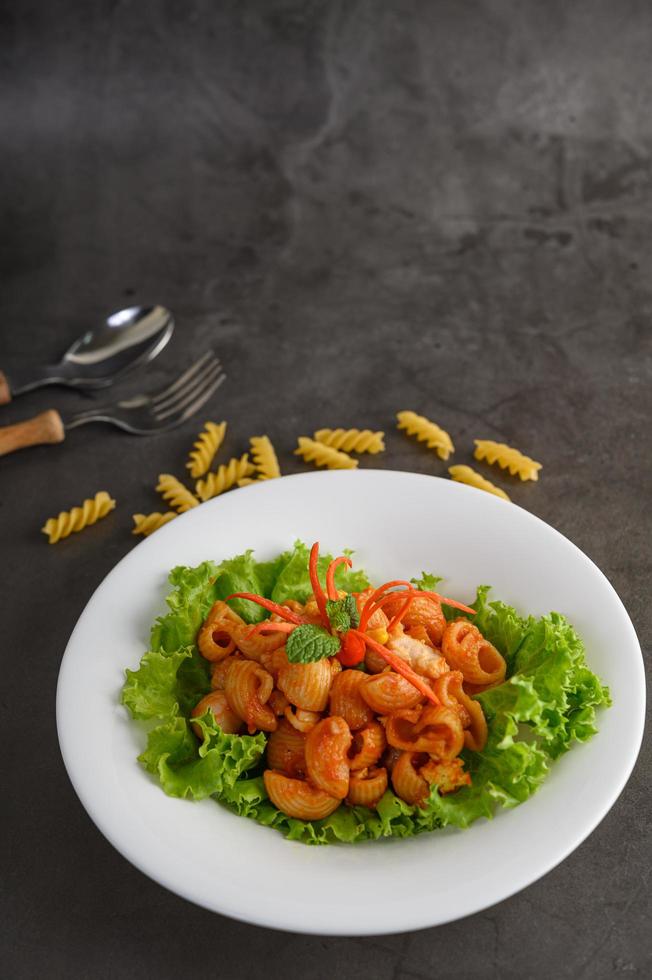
[191, 545, 502, 822]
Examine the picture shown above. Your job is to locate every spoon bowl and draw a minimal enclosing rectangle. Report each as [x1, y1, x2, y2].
[1, 305, 174, 402]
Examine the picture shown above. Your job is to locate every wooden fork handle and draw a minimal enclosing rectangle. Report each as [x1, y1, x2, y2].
[0, 410, 65, 456]
[0, 371, 10, 405]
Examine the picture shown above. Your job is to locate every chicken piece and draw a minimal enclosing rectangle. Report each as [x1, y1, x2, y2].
[386, 633, 449, 681]
[420, 756, 471, 795]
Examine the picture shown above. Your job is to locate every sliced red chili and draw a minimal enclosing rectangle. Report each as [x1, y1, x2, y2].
[309, 541, 331, 630]
[325, 556, 352, 601]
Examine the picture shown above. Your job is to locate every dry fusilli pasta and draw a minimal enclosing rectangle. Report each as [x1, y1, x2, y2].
[295, 437, 358, 470]
[396, 411, 454, 460]
[195, 454, 255, 501]
[250, 435, 281, 480]
[448, 465, 510, 501]
[186, 421, 227, 478]
[156, 474, 199, 513]
[314, 428, 385, 454]
[132, 512, 177, 536]
[41, 491, 116, 544]
[473, 440, 542, 481]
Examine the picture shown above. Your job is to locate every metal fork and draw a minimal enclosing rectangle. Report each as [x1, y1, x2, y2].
[0, 351, 226, 456]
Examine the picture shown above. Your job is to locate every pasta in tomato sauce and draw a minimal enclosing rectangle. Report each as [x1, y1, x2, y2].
[192, 542, 501, 820]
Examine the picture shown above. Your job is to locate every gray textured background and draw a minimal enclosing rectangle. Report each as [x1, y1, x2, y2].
[1, 1, 650, 977]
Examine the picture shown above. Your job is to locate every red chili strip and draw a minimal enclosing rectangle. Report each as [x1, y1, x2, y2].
[309, 541, 331, 630]
[225, 593, 303, 625]
[325, 555, 352, 601]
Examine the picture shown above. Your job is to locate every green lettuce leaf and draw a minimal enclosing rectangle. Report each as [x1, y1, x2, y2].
[139, 712, 265, 800]
[410, 572, 443, 591]
[220, 781, 425, 844]
[205, 543, 369, 624]
[121, 647, 210, 720]
[212, 550, 271, 623]
[469, 588, 530, 669]
[150, 562, 219, 652]
[270, 541, 369, 605]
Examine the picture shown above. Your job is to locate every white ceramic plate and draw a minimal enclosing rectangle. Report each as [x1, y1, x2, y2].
[57, 471, 644, 935]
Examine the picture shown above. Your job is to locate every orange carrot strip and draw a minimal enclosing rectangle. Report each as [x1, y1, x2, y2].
[309, 541, 331, 630]
[359, 590, 415, 630]
[387, 591, 418, 631]
[419, 591, 476, 615]
[351, 630, 439, 705]
[359, 580, 414, 630]
[325, 556, 352, 601]
[226, 593, 303, 624]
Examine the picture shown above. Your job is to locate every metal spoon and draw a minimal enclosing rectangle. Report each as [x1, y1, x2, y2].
[0, 305, 174, 405]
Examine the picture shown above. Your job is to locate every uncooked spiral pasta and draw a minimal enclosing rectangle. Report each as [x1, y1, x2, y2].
[294, 436, 358, 470]
[473, 440, 542, 481]
[186, 421, 227, 479]
[250, 435, 281, 480]
[448, 465, 510, 501]
[41, 491, 116, 544]
[156, 474, 199, 513]
[195, 454, 256, 501]
[314, 428, 385, 454]
[132, 512, 177, 536]
[396, 411, 454, 460]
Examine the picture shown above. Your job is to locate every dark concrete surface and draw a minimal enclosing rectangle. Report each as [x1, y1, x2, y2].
[1, 1, 650, 977]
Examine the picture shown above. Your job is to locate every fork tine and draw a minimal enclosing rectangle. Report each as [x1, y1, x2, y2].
[152, 354, 221, 414]
[152, 358, 223, 419]
[154, 365, 227, 422]
[152, 350, 217, 405]
[156, 370, 227, 427]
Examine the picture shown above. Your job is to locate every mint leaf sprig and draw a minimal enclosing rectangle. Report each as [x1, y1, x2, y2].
[285, 594, 361, 664]
[326, 594, 360, 633]
[286, 624, 341, 664]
